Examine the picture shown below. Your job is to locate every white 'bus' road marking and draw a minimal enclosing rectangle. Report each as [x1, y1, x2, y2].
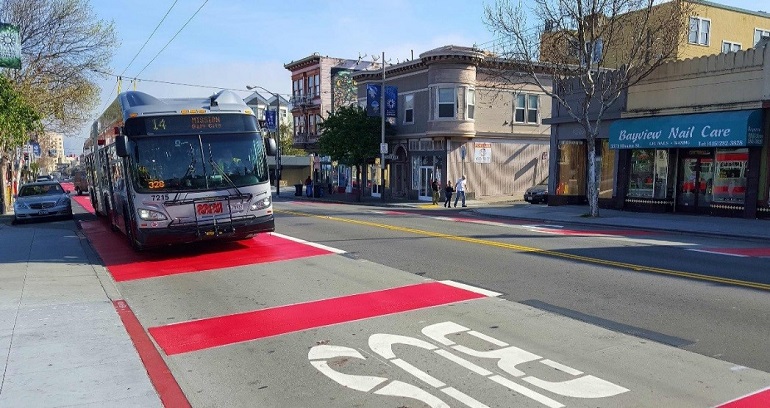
[310, 321, 628, 407]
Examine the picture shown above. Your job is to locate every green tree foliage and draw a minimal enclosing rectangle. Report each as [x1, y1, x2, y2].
[319, 106, 392, 167]
[0, 73, 43, 211]
[318, 106, 394, 200]
[0, 74, 41, 154]
[0, 0, 118, 134]
[278, 122, 306, 156]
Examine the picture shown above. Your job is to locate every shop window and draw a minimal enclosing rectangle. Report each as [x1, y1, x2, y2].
[628, 149, 654, 198]
[599, 140, 615, 199]
[628, 149, 671, 199]
[712, 148, 748, 203]
[556, 140, 586, 196]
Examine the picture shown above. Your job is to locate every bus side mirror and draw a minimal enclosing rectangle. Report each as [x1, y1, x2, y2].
[265, 137, 277, 157]
[116, 135, 129, 157]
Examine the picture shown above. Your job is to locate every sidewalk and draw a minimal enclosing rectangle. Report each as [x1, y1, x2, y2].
[275, 186, 770, 242]
[0, 214, 162, 407]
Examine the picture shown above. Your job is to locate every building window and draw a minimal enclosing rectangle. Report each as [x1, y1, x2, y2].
[599, 140, 615, 199]
[309, 115, 316, 135]
[514, 93, 540, 124]
[438, 87, 455, 118]
[308, 76, 315, 98]
[688, 17, 710, 46]
[314, 74, 320, 97]
[722, 41, 741, 53]
[755, 28, 770, 47]
[712, 148, 748, 203]
[467, 88, 475, 119]
[527, 95, 538, 123]
[556, 140, 585, 196]
[404, 94, 414, 123]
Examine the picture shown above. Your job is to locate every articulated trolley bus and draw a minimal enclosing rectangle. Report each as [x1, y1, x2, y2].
[85, 89, 277, 250]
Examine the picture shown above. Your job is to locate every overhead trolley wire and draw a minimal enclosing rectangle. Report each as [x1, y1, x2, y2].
[120, 0, 180, 77]
[134, 0, 210, 78]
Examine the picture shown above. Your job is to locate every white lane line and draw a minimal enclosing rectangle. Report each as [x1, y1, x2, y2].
[440, 280, 502, 297]
[687, 248, 748, 257]
[269, 232, 347, 254]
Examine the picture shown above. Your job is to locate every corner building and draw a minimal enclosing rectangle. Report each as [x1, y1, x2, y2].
[352, 45, 552, 201]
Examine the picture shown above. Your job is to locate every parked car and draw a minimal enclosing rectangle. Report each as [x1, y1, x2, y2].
[36, 174, 53, 182]
[72, 170, 89, 195]
[524, 181, 549, 204]
[12, 181, 73, 224]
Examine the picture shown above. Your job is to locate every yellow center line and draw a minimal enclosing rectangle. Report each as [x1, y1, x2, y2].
[278, 209, 770, 292]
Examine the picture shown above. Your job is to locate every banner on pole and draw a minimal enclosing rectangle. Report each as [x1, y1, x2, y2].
[0, 23, 21, 69]
[366, 84, 398, 118]
[265, 110, 277, 132]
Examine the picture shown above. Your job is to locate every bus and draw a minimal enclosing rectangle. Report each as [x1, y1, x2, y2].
[85, 89, 277, 250]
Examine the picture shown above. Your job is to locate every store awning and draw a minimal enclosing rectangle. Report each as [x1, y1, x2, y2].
[609, 110, 763, 149]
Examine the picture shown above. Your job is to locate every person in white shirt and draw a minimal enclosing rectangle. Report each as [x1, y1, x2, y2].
[454, 175, 467, 207]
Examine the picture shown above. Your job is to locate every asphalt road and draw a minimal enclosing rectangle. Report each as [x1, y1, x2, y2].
[275, 200, 770, 373]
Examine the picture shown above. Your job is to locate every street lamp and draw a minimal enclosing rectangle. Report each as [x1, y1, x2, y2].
[246, 85, 282, 196]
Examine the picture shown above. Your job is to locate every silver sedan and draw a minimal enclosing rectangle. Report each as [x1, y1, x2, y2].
[12, 181, 73, 224]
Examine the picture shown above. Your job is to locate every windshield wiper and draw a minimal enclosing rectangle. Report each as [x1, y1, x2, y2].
[209, 158, 249, 200]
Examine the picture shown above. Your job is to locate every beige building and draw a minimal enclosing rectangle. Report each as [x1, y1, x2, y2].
[353, 45, 552, 201]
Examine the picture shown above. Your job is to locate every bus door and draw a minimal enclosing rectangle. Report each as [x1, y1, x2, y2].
[676, 150, 713, 213]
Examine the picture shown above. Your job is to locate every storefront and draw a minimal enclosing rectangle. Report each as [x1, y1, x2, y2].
[610, 109, 766, 218]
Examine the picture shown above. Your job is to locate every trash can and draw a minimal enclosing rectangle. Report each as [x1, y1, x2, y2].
[294, 184, 303, 196]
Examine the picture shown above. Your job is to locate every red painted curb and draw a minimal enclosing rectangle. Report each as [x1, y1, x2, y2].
[113, 300, 191, 408]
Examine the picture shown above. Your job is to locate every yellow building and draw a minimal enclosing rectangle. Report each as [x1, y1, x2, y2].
[681, 0, 770, 58]
[540, 0, 770, 66]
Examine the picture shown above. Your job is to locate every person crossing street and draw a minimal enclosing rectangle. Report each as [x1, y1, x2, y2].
[454, 175, 467, 208]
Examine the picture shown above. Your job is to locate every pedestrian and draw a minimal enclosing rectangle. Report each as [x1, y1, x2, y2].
[444, 180, 454, 207]
[305, 176, 312, 197]
[431, 179, 440, 205]
[454, 175, 467, 208]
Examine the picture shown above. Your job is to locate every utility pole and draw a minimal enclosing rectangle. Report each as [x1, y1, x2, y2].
[380, 51, 386, 202]
[246, 85, 282, 196]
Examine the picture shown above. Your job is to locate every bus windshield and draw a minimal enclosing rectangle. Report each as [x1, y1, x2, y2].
[130, 132, 269, 193]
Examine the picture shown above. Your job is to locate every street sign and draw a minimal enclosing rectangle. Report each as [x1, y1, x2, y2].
[380, 143, 388, 154]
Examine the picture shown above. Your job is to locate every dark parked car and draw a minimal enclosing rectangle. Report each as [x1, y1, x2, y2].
[12, 181, 73, 224]
[524, 181, 549, 204]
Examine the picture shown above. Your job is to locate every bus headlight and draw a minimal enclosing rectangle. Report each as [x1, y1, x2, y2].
[138, 208, 168, 221]
[250, 196, 271, 211]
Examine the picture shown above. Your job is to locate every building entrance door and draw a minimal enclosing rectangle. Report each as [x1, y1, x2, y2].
[418, 166, 434, 201]
[676, 151, 713, 213]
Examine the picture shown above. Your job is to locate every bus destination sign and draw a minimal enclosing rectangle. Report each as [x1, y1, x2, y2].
[125, 114, 258, 136]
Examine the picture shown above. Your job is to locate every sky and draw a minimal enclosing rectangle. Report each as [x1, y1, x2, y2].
[67, 0, 766, 155]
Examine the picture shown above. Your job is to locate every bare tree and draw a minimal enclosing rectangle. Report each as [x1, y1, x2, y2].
[0, 0, 118, 135]
[483, 0, 692, 216]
